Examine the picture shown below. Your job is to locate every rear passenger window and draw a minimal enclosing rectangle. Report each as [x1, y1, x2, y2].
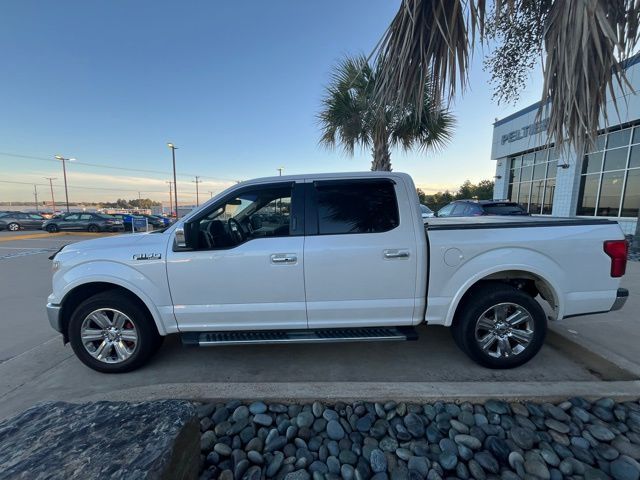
[315, 181, 399, 234]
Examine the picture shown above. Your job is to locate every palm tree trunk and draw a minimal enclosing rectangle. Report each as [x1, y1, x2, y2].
[371, 129, 392, 171]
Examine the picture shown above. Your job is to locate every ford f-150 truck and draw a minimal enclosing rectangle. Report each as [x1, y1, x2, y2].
[46, 172, 629, 373]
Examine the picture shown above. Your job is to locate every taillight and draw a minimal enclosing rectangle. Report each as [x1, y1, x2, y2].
[603, 240, 628, 278]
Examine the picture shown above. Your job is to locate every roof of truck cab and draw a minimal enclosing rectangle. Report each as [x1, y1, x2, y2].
[240, 171, 412, 184]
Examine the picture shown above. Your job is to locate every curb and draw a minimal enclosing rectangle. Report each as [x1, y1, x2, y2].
[547, 324, 640, 381]
[75, 380, 640, 405]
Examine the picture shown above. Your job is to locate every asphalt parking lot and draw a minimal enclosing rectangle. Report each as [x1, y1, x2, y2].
[1, 230, 639, 421]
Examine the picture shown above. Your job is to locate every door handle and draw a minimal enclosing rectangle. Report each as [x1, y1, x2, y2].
[271, 254, 297, 264]
[383, 249, 410, 259]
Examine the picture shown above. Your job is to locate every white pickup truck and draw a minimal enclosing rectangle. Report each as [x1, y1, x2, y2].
[46, 172, 629, 373]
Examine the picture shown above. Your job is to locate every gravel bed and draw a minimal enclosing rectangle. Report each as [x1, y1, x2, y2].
[197, 398, 640, 480]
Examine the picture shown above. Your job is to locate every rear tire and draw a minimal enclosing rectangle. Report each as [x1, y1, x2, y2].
[47, 224, 59, 233]
[87, 224, 99, 233]
[68, 291, 160, 373]
[7, 223, 19, 232]
[451, 282, 546, 369]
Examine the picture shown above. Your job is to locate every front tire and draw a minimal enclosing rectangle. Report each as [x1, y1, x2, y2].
[452, 282, 547, 369]
[47, 224, 59, 233]
[7, 222, 19, 232]
[68, 291, 160, 373]
[87, 224, 99, 233]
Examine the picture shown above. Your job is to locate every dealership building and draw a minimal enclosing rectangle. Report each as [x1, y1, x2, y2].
[491, 55, 640, 235]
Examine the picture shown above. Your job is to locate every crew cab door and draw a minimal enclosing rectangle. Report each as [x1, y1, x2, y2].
[165, 181, 307, 331]
[303, 178, 419, 328]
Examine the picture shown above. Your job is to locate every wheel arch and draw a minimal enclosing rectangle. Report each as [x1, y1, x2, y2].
[447, 267, 562, 328]
[58, 281, 165, 343]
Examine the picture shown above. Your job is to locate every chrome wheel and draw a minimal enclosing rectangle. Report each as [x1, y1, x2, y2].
[80, 308, 138, 364]
[474, 302, 534, 358]
[8, 223, 19, 231]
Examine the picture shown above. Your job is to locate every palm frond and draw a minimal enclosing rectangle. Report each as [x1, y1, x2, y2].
[373, 0, 490, 113]
[541, 0, 640, 151]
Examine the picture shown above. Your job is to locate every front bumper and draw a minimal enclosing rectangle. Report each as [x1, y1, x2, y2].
[46, 303, 62, 332]
[611, 288, 629, 311]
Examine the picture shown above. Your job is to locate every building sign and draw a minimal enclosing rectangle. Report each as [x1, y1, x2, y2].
[501, 118, 549, 145]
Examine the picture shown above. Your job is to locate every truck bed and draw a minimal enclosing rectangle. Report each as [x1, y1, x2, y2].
[426, 216, 617, 230]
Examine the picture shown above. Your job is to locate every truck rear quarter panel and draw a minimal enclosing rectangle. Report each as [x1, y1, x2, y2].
[426, 222, 624, 326]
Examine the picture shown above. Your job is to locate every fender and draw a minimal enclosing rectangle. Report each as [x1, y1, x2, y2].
[434, 247, 564, 326]
[57, 260, 178, 335]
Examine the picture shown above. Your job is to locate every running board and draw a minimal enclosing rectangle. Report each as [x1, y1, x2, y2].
[181, 326, 418, 346]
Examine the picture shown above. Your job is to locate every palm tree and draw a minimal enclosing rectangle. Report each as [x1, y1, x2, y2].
[318, 55, 453, 171]
[373, 0, 640, 153]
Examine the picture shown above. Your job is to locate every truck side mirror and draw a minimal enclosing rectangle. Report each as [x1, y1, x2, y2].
[175, 221, 199, 249]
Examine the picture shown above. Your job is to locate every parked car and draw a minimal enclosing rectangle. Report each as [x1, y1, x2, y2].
[420, 204, 435, 219]
[139, 214, 166, 229]
[437, 200, 530, 217]
[0, 212, 46, 231]
[43, 213, 124, 233]
[109, 214, 150, 232]
[46, 172, 628, 373]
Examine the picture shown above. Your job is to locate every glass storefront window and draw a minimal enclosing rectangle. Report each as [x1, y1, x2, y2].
[518, 182, 531, 211]
[530, 180, 544, 214]
[532, 162, 546, 180]
[542, 178, 555, 214]
[607, 129, 631, 149]
[597, 171, 625, 216]
[629, 145, 640, 168]
[506, 145, 558, 215]
[582, 152, 603, 174]
[603, 147, 628, 171]
[633, 127, 640, 145]
[621, 168, 640, 217]
[577, 174, 599, 216]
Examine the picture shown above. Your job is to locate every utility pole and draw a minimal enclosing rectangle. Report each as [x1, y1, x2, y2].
[55, 155, 75, 213]
[193, 176, 202, 206]
[33, 185, 39, 212]
[165, 180, 173, 216]
[167, 143, 178, 217]
[44, 177, 57, 213]
[208, 191, 214, 199]
[277, 167, 284, 176]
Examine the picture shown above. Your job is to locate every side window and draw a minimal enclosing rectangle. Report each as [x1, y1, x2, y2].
[29, 214, 43, 219]
[450, 204, 467, 217]
[437, 204, 454, 217]
[466, 204, 483, 216]
[80, 214, 93, 221]
[195, 184, 292, 250]
[314, 180, 399, 235]
[64, 214, 79, 221]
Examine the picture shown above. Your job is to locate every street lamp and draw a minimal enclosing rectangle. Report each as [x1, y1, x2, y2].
[44, 177, 57, 213]
[54, 155, 75, 213]
[167, 143, 178, 217]
[277, 167, 284, 176]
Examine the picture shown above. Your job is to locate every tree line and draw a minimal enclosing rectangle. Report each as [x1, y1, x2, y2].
[417, 179, 494, 212]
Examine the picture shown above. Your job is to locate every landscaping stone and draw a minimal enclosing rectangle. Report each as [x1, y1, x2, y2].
[192, 398, 640, 479]
[0, 400, 199, 480]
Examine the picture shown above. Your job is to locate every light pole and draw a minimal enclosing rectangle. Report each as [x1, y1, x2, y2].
[277, 167, 284, 176]
[55, 155, 75, 213]
[193, 176, 202, 207]
[33, 185, 39, 212]
[167, 143, 178, 217]
[44, 177, 57, 213]
[208, 191, 214, 199]
[165, 180, 173, 215]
